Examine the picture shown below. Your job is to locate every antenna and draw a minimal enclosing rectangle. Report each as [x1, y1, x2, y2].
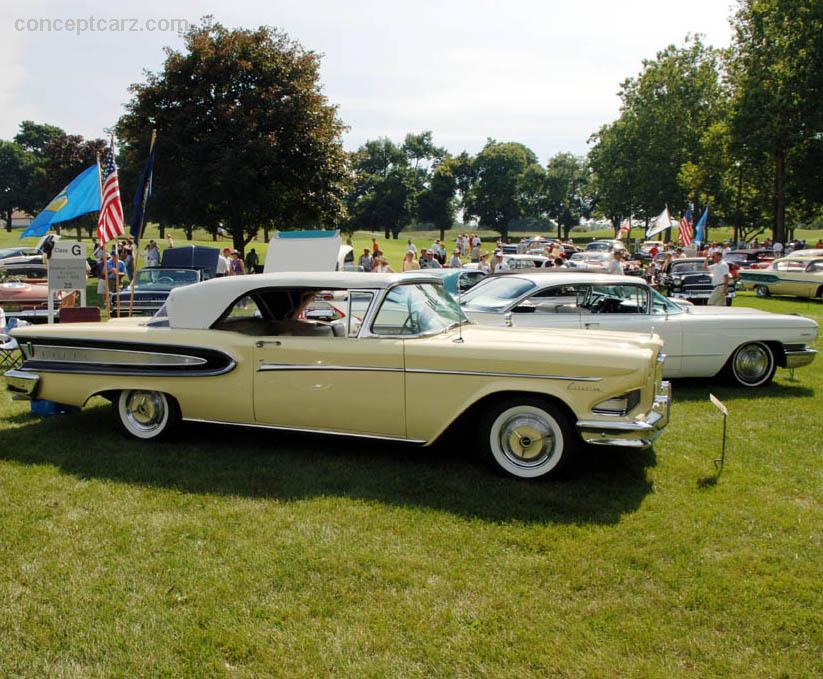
[455, 271, 464, 343]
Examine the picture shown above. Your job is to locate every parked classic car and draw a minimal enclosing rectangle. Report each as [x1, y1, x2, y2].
[661, 257, 736, 304]
[6, 272, 671, 480]
[0, 269, 60, 322]
[724, 249, 774, 270]
[0, 234, 60, 272]
[460, 272, 817, 387]
[738, 256, 823, 299]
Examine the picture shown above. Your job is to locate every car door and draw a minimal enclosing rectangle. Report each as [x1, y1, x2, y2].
[507, 284, 584, 330]
[579, 283, 683, 373]
[252, 291, 407, 438]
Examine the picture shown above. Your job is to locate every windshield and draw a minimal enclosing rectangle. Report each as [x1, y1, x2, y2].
[586, 242, 611, 252]
[670, 261, 704, 274]
[461, 276, 537, 311]
[135, 269, 199, 290]
[371, 283, 466, 336]
[650, 288, 683, 315]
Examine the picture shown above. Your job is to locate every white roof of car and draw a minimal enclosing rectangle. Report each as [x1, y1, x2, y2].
[165, 271, 439, 329]
[497, 272, 643, 286]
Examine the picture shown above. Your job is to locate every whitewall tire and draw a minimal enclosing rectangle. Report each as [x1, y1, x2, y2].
[727, 342, 776, 388]
[117, 390, 179, 440]
[479, 398, 577, 479]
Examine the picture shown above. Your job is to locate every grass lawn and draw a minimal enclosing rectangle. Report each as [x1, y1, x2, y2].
[0, 282, 821, 675]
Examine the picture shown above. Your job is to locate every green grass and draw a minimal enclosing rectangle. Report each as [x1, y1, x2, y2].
[0, 290, 821, 675]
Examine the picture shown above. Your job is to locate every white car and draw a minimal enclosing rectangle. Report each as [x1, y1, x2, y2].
[460, 272, 818, 387]
[566, 252, 610, 272]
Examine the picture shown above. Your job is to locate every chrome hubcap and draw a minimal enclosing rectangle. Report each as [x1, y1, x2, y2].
[735, 345, 770, 383]
[499, 414, 555, 467]
[125, 391, 166, 432]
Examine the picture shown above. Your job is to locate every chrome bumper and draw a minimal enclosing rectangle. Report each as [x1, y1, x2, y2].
[577, 381, 671, 448]
[5, 368, 40, 400]
[785, 348, 817, 369]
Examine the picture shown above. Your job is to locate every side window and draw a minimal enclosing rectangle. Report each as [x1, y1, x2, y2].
[372, 287, 414, 335]
[586, 285, 648, 314]
[807, 261, 823, 273]
[527, 285, 583, 313]
[347, 291, 373, 337]
[224, 295, 261, 320]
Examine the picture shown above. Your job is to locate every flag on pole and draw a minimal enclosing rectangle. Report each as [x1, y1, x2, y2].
[98, 137, 125, 244]
[21, 165, 101, 238]
[679, 208, 694, 246]
[129, 131, 157, 245]
[646, 206, 671, 238]
[694, 206, 709, 244]
[618, 215, 632, 237]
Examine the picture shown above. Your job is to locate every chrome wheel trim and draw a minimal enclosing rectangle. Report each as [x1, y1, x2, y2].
[489, 405, 563, 478]
[118, 390, 170, 439]
[755, 285, 769, 298]
[732, 343, 773, 386]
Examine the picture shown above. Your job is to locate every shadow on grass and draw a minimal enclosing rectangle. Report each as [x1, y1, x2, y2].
[668, 378, 814, 403]
[1, 406, 656, 525]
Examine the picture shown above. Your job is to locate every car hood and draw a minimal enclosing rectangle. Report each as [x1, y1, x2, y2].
[682, 305, 819, 329]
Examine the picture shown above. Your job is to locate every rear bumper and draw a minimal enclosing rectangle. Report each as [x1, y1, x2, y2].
[785, 348, 817, 369]
[577, 381, 671, 448]
[5, 368, 40, 399]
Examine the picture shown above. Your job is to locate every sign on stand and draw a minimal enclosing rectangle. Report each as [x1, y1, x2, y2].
[48, 241, 87, 323]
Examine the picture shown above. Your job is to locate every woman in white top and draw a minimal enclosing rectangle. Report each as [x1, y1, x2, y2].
[374, 256, 395, 273]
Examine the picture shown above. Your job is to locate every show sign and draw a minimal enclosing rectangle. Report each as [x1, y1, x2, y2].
[48, 241, 87, 322]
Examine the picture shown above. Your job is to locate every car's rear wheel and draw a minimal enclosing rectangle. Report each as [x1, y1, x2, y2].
[116, 390, 180, 440]
[479, 397, 577, 479]
[755, 285, 770, 298]
[726, 342, 776, 388]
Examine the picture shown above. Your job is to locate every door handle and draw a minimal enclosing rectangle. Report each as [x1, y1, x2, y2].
[584, 322, 600, 329]
[255, 340, 282, 348]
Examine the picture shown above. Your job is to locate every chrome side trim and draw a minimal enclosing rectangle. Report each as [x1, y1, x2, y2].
[182, 417, 425, 444]
[28, 344, 207, 367]
[255, 362, 602, 382]
[406, 367, 602, 382]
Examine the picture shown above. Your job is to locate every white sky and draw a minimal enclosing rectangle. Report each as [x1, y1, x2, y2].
[0, 0, 735, 161]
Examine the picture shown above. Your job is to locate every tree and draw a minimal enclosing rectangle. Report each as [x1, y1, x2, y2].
[117, 18, 349, 254]
[544, 153, 591, 239]
[727, 0, 823, 243]
[465, 140, 540, 239]
[417, 157, 457, 240]
[0, 141, 39, 232]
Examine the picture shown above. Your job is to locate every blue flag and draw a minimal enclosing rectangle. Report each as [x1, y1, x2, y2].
[21, 164, 101, 238]
[130, 140, 156, 244]
[694, 205, 709, 244]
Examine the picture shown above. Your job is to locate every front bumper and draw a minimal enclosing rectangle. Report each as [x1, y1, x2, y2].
[577, 381, 671, 448]
[785, 348, 817, 369]
[5, 368, 40, 400]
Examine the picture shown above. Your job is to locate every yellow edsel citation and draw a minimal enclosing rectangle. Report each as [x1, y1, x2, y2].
[5, 272, 671, 479]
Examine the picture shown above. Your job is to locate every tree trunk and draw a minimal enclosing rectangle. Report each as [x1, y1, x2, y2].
[4, 210, 12, 232]
[774, 150, 786, 244]
[76, 225, 82, 241]
[185, 226, 193, 241]
[232, 231, 245, 257]
[263, 226, 270, 242]
[439, 225, 445, 241]
[159, 224, 165, 239]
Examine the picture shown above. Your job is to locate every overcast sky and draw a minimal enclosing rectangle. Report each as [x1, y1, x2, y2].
[0, 0, 735, 161]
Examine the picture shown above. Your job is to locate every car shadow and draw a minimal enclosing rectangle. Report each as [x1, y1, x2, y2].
[669, 378, 815, 402]
[1, 406, 656, 526]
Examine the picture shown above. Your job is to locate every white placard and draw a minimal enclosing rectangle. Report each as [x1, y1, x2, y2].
[709, 393, 728, 416]
[47, 241, 87, 322]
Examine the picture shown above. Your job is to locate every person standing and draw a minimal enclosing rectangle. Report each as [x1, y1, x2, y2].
[402, 251, 420, 271]
[606, 249, 624, 275]
[216, 248, 231, 277]
[245, 248, 259, 274]
[372, 238, 380, 254]
[230, 251, 245, 275]
[705, 251, 730, 306]
[448, 250, 461, 268]
[406, 239, 417, 255]
[373, 256, 394, 273]
[144, 240, 161, 268]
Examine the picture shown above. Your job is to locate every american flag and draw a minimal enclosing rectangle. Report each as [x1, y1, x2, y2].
[679, 208, 694, 246]
[97, 139, 125, 243]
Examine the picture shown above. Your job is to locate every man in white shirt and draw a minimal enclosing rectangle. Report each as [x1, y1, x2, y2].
[705, 252, 730, 306]
[216, 248, 230, 277]
[606, 249, 624, 275]
[773, 241, 784, 257]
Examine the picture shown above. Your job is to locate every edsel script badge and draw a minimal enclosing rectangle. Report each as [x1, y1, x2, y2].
[567, 381, 600, 392]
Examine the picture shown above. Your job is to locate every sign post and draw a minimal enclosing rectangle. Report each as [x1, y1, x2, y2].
[47, 241, 87, 323]
[709, 393, 729, 474]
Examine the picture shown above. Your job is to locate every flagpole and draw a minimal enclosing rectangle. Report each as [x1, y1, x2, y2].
[128, 129, 157, 317]
[97, 154, 111, 319]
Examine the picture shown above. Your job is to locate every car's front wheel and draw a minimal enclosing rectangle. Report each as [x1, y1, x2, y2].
[755, 285, 770, 298]
[116, 390, 180, 440]
[726, 342, 776, 388]
[479, 397, 577, 479]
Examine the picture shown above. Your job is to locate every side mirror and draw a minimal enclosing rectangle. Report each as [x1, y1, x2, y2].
[504, 312, 513, 327]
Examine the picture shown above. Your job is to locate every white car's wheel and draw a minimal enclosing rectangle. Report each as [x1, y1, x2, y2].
[480, 398, 576, 479]
[755, 285, 770, 298]
[117, 390, 179, 440]
[727, 342, 776, 388]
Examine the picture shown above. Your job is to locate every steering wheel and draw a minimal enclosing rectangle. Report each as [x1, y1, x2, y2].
[157, 276, 175, 284]
[588, 296, 607, 313]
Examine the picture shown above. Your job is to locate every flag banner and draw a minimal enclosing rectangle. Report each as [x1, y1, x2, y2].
[618, 215, 632, 237]
[21, 165, 101, 238]
[129, 135, 156, 244]
[694, 206, 709, 244]
[679, 208, 694, 246]
[646, 207, 671, 238]
[98, 138, 126, 244]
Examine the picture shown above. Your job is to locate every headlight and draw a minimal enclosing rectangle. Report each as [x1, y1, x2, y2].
[593, 389, 641, 415]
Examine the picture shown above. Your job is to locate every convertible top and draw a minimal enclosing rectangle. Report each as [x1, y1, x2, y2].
[165, 271, 442, 329]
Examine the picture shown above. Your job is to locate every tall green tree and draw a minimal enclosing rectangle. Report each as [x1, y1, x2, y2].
[727, 0, 823, 242]
[417, 157, 457, 240]
[0, 141, 39, 232]
[544, 153, 591, 239]
[465, 140, 541, 239]
[117, 18, 349, 253]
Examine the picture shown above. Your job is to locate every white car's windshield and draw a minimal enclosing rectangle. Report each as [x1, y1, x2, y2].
[460, 276, 537, 311]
